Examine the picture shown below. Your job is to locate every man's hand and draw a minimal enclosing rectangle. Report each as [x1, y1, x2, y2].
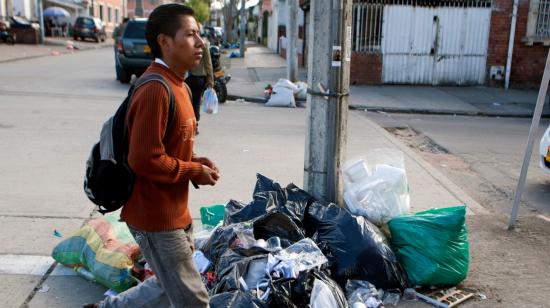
[193, 156, 219, 173]
[194, 165, 220, 186]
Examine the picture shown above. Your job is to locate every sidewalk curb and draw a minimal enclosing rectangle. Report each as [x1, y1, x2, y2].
[227, 94, 308, 106]
[227, 94, 550, 118]
[349, 104, 550, 118]
[358, 114, 490, 216]
[227, 94, 267, 103]
[0, 43, 114, 64]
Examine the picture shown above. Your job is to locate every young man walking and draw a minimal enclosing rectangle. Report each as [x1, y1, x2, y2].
[85, 4, 219, 308]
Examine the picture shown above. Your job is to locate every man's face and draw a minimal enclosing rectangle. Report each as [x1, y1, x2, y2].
[165, 15, 204, 70]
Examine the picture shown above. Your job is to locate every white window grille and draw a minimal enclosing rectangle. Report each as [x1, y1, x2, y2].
[352, 0, 492, 53]
[536, 0, 550, 38]
[352, 1, 383, 53]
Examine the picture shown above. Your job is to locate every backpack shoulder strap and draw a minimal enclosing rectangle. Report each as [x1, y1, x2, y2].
[130, 73, 175, 141]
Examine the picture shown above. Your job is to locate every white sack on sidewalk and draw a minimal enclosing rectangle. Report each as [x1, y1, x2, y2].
[266, 79, 299, 108]
[295, 81, 308, 100]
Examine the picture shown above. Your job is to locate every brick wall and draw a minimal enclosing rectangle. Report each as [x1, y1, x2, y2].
[488, 0, 549, 88]
[350, 52, 382, 85]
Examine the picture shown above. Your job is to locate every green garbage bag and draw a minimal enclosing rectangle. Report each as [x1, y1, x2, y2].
[388, 206, 469, 287]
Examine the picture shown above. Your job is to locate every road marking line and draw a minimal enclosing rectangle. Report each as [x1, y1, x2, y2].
[0, 255, 54, 276]
[0, 255, 76, 276]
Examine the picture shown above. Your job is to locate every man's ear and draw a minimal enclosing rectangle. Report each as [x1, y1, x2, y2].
[157, 33, 170, 55]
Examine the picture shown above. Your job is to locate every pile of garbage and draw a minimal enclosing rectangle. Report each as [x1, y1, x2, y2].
[52, 149, 470, 307]
[198, 173, 408, 307]
[197, 150, 470, 307]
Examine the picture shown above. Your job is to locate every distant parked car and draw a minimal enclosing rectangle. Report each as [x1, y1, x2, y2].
[540, 124, 550, 174]
[73, 17, 106, 42]
[114, 18, 152, 83]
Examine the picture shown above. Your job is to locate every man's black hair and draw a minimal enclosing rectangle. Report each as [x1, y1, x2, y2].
[146, 4, 195, 58]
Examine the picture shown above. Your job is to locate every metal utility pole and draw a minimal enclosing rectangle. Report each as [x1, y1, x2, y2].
[505, 0, 519, 89]
[239, 0, 246, 57]
[37, 0, 45, 44]
[304, 0, 352, 204]
[508, 49, 550, 230]
[286, 0, 298, 81]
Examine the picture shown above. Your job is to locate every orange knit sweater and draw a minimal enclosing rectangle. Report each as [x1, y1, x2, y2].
[121, 63, 203, 231]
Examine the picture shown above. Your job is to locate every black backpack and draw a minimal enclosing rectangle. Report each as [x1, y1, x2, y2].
[84, 74, 176, 214]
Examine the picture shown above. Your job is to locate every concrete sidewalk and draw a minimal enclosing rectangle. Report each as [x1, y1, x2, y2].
[0, 37, 114, 63]
[226, 43, 550, 117]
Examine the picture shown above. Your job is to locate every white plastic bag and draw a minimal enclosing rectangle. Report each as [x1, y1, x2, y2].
[201, 87, 219, 114]
[266, 79, 299, 108]
[295, 81, 308, 100]
[343, 149, 410, 226]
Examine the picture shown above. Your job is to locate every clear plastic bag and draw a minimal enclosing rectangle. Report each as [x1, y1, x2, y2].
[343, 149, 410, 226]
[201, 87, 219, 114]
[346, 280, 380, 306]
[267, 238, 328, 279]
[310, 278, 339, 308]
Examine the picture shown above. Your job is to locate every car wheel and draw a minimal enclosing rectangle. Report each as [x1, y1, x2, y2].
[73, 35, 78, 41]
[95, 35, 100, 43]
[117, 66, 131, 84]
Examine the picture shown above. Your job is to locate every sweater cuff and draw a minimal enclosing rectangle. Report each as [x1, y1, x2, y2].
[188, 162, 204, 179]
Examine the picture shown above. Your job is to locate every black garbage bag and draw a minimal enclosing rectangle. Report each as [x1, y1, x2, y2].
[216, 249, 247, 278]
[270, 269, 348, 308]
[212, 255, 269, 295]
[283, 183, 316, 222]
[201, 222, 252, 267]
[254, 174, 316, 223]
[226, 174, 317, 226]
[224, 191, 281, 225]
[209, 290, 268, 308]
[253, 212, 306, 248]
[253, 173, 283, 195]
[305, 202, 408, 290]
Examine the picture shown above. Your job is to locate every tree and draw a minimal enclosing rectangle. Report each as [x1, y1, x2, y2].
[185, 0, 210, 23]
[223, 0, 237, 43]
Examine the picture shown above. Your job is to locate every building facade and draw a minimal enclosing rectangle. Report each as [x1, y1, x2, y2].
[89, 0, 124, 34]
[299, 0, 549, 88]
[126, 0, 171, 18]
[258, 0, 306, 66]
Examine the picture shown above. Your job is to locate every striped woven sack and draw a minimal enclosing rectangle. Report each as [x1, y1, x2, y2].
[51, 214, 140, 292]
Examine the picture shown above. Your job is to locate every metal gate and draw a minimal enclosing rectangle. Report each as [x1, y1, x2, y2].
[353, 0, 492, 85]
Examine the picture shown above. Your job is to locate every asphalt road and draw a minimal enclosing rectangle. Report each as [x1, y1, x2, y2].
[367, 112, 550, 215]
